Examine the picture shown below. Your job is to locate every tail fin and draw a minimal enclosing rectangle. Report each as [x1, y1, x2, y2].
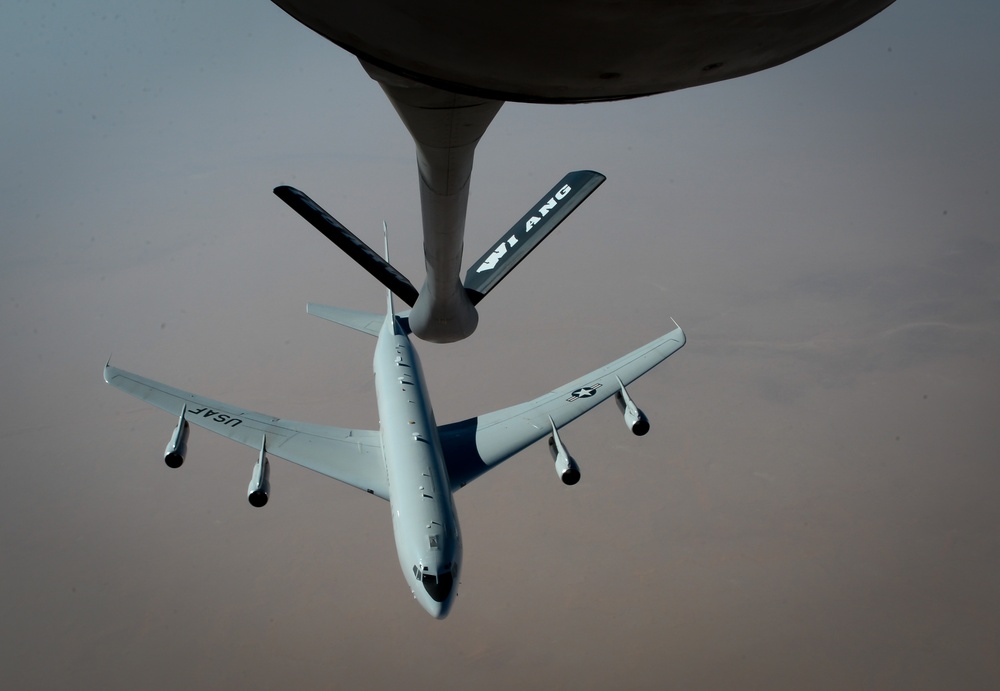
[305, 221, 412, 337]
[382, 220, 394, 318]
[274, 186, 419, 307]
[462, 170, 605, 304]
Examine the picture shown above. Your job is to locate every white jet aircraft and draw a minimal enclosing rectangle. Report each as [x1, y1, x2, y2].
[105, 290, 684, 618]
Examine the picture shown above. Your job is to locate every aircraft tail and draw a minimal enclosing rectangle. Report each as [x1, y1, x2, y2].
[305, 222, 411, 337]
[382, 220, 394, 319]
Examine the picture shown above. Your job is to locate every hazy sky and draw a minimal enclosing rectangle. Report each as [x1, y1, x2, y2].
[3, 1, 999, 688]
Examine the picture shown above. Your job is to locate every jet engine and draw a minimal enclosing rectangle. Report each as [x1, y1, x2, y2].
[548, 421, 580, 485]
[615, 378, 649, 436]
[163, 406, 189, 468]
[247, 436, 271, 508]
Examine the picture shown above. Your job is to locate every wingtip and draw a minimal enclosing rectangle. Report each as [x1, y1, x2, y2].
[668, 317, 687, 345]
[103, 354, 113, 383]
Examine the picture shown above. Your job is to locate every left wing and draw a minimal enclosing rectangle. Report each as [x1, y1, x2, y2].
[439, 324, 685, 490]
[104, 364, 389, 499]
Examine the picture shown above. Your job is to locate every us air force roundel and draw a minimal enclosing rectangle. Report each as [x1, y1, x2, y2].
[566, 383, 602, 402]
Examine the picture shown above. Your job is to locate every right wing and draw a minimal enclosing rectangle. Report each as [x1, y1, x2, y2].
[105, 364, 389, 499]
[439, 324, 685, 490]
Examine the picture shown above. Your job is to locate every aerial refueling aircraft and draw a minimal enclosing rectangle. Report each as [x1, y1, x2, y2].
[104, 240, 685, 618]
[269, 0, 897, 342]
[275, 170, 605, 316]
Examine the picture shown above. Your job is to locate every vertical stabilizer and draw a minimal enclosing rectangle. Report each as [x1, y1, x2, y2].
[383, 220, 395, 319]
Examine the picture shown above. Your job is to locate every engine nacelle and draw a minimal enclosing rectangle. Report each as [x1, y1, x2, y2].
[548, 423, 581, 485]
[163, 407, 189, 468]
[247, 437, 271, 507]
[615, 380, 649, 436]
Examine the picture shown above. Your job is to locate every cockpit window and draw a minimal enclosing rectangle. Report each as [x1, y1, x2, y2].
[421, 569, 454, 603]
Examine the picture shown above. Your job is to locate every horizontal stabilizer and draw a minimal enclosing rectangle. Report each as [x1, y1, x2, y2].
[307, 304, 384, 336]
[274, 186, 419, 307]
[463, 170, 605, 304]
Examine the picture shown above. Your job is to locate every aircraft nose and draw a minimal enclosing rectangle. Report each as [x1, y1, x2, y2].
[424, 599, 452, 619]
[419, 570, 455, 618]
[422, 569, 454, 603]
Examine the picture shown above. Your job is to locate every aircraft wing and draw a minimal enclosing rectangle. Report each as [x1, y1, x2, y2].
[104, 364, 389, 499]
[439, 324, 686, 490]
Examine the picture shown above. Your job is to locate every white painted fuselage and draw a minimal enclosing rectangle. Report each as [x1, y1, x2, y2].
[373, 313, 461, 618]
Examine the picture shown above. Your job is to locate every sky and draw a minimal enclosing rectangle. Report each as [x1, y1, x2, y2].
[2, 1, 999, 688]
